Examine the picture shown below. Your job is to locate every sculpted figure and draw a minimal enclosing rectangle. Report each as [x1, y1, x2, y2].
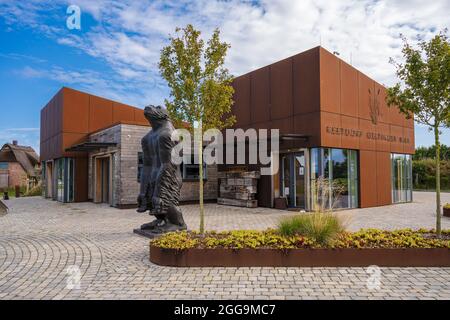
[137, 105, 187, 233]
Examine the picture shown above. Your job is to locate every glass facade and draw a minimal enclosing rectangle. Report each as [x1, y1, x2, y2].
[280, 152, 306, 208]
[52, 158, 74, 203]
[310, 148, 359, 209]
[391, 153, 412, 203]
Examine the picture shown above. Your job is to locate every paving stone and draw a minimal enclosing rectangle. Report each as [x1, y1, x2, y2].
[0, 192, 449, 300]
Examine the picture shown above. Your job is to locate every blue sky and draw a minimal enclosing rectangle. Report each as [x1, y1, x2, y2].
[0, 0, 449, 153]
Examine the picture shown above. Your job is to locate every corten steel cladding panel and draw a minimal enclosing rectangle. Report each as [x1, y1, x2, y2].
[231, 74, 251, 128]
[113, 102, 136, 123]
[40, 87, 151, 161]
[359, 150, 378, 208]
[293, 47, 321, 115]
[88, 95, 114, 133]
[270, 58, 293, 120]
[340, 61, 359, 118]
[376, 151, 392, 206]
[375, 82, 390, 124]
[341, 115, 359, 150]
[320, 49, 341, 114]
[250, 66, 271, 124]
[357, 72, 374, 121]
[63, 88, 90, 134]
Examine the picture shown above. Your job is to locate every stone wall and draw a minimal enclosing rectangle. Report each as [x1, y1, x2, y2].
[4, 163, 28, 188]
[119, 124, 149, 206]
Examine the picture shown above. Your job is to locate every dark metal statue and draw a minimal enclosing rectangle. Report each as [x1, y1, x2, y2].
[136, 105, 187, 235]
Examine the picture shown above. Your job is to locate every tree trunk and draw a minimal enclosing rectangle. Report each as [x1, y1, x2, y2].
[198, 125, 205, 234]
[434, 126, 441, 237]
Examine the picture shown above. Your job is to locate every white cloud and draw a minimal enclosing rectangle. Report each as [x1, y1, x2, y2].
[2, 0, 450, 132]
[0, 128, 40, 154]
[43, 0, 449, 88]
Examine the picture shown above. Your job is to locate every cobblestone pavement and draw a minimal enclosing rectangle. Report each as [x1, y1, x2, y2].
[0, 192, 449, 300]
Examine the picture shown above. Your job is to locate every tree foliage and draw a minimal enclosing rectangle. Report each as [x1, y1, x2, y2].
[387, 29, 450, 237]
[386, 30, 450, 128]
[159, 24, 235, 132]
[159, 24, 235, 233]
[413, 144, 450, 160]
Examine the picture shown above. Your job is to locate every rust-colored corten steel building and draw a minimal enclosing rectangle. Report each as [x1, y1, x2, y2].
[40, 46, 414, 210]
[40, 87, 150, 203]
[230, 46, 414, 209]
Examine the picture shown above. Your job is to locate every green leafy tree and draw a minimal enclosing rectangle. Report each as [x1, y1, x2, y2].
[413, 144, 449, 160]
[387, 30, 450, 236]
[159, 24, 235, 233]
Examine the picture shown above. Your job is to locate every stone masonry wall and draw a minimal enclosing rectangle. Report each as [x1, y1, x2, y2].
[119, 124, 149, 206]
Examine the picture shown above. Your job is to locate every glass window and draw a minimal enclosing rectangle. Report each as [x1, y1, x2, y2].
[181, 163, 207, 180]
[180, 154, 207, 180]
[0, 162, 8, 170]
[391, 154, 412, 203]
[55, 158, 74, 203]
[310, 148, 359, 210]
[56, 159, 64, 202]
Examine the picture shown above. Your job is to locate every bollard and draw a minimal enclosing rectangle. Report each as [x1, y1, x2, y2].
[15, 185, 20, 198]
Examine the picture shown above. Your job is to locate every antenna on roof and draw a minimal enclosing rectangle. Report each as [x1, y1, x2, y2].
[350, 52, 353, 65]
[333, 51, 340, 56]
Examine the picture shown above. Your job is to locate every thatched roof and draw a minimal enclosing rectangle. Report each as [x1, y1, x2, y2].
[0, 143, 39, 177]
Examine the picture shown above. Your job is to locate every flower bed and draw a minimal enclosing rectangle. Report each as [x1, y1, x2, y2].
[149, 229, 450, 267]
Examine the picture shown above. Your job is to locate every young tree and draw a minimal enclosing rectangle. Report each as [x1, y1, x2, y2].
[159, 24, 235, 233]
[387, 30, 450, 236]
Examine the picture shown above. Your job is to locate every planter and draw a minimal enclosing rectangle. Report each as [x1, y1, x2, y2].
[444, 207, 450, 218]
[150, 245, 450, 267]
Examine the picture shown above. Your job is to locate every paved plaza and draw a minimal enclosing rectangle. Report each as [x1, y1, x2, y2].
[0, 192, 449, 300]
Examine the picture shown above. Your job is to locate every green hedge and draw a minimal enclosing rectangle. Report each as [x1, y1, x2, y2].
[151, 229, 450, 250]
[413, 159, 450, 190]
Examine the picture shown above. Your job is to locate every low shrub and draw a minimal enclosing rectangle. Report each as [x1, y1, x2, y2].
[278, 213, 346, 245]
[333, 228, 450, 249]
[150, 229, 450, 250]
[24, 184, 42, 197]
[151, 231, 199, 250]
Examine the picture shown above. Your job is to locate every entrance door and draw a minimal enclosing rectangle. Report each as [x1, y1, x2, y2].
[95, 157, 110, 204]
[281, 152, 306, 209]
[46, 162, 53, 198]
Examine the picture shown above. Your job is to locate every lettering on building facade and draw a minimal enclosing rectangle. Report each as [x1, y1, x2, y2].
[325, 126, 410, 144]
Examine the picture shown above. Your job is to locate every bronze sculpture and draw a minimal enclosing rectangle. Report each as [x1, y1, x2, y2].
[136, 105, 187, 236]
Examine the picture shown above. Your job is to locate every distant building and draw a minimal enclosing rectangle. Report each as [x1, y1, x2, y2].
[0, 141, 40, 189]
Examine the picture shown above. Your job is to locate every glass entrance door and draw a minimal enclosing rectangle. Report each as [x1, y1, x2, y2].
[281, 152, 306, 209]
